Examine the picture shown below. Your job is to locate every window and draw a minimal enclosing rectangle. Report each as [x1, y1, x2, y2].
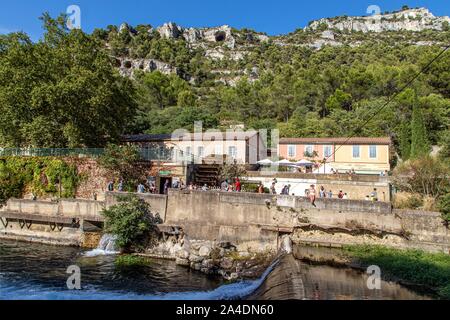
[287, 145, 296, 158]
[197, 146, 204, 157]
[215, 144, 222, 155]
[323, 145, 332, 158]
[228, 146, 237, 158]
[304, 145, 314, 157]
[352, 145, 360, 158]
[185, 146, 191, 156]
[369, 145, 377, 159]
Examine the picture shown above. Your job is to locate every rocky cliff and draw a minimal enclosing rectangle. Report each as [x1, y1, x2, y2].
[306, 7, 450, 33]
[111, 7, 449, 83]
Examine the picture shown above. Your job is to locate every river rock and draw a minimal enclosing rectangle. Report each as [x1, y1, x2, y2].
[220, 257, 234, 270]
[237, 251, 251, 258]
[176, 249, 190, 259]
[200, 267, 214, 275]
[189, 254, 204, 263]
[175, 257, 190, 266]
[199, 245, 212, 257]
[190, 262, 202, 271]
[190, 242, 202, 251]
[202, 259, 214, 269]
[229, 273, 239, 280]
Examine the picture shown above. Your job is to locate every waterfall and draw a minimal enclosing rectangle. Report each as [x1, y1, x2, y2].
[83, 234, 119, 257]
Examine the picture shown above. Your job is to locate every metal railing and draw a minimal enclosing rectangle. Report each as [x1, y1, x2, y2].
[0, 147, 202, 163]
[0, 148, 104, 158]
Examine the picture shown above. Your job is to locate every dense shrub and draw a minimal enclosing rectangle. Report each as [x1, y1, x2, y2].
[0, 157, 79, 206]
[393, 192, 423, 209]
[437, 192, 450, 223]
[101, 195, 162, 251]
[392, 156, 449, 199]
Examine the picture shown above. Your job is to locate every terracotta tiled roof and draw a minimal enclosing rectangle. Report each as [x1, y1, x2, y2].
[279, 137, 391, 145]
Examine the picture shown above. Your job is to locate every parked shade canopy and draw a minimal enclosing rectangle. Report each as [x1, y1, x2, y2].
[257, 158, 273, 165]
[276, 159, 294, 166]
[294, 159, 314, 166]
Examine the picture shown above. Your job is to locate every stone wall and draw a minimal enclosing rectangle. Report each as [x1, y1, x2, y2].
[1, 190, 448, 253]
[245, 173, 390, 201]
[1, 198, 104, 220]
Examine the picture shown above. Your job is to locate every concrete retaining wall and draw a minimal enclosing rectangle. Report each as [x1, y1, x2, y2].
[0, 198, 104, 219]
[105, 192, 168, 221]
[1, 190, 448, 252]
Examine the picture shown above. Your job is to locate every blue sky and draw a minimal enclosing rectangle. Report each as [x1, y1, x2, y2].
[0, 0, 448, 40]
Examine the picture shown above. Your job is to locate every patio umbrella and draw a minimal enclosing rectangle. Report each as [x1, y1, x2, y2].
[257, 158, 273, 165]
[295, 159, 314, 166]
[276, 159, 294, 166]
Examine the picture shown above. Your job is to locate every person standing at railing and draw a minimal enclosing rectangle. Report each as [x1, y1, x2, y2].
[258, 183, 264, 194]
[309, 184, 316, 207]
[235, 178, 241, 192]
[107, 181, 114, 192]
[221, 180, 229, 191]
[137, 183, 145, 193]
[164, 180, 170, 195]
[118, 180, 124, 192]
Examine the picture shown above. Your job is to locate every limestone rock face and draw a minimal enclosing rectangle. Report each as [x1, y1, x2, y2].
[307, 8, 450, 33]
[117, 57, 178, 78]
[157, 22, 183, 39]
[157, 23, 236, 48]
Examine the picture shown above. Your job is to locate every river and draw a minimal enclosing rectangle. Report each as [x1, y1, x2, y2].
[0, 239, 430, 300]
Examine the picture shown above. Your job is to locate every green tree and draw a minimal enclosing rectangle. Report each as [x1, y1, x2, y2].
[325, 89, 352, 113]
[98, 144, 144, 190]
[410, 105, 431, 159]
[0, 14, 136, 147]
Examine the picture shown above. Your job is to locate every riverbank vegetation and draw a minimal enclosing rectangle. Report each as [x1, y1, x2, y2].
[0, 157, 79, 206]
[392, 156, 450, 222]
[101, 195, 162, 251]
[115, 254, 149, 268]
[343, 245, 450, 299]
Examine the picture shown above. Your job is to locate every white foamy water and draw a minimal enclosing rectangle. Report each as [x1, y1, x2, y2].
[83, 234, 119, 257]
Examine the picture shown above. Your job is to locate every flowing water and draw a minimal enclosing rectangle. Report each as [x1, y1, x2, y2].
[0, 239, 431, 300]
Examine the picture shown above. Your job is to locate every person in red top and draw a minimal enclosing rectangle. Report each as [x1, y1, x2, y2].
[338, 190, 344, 199]
[235, 178, 241, 192]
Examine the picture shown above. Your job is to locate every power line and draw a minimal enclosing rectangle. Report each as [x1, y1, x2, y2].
[324, 44, 450, 163]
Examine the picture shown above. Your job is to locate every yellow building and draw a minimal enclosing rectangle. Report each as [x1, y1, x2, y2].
[279, 137, 392, 174]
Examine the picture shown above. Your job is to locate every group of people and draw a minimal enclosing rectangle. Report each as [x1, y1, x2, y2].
[106, 178, 184, 196]
[106, 177, 380, 203]
[185, 177, 243, 193]
[219, 178, 242, 192]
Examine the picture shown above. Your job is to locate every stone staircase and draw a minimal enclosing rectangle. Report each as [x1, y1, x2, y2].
[193, 164, 220, 186]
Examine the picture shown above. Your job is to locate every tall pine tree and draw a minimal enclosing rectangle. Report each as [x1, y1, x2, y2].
[410, 104, 431, 159]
